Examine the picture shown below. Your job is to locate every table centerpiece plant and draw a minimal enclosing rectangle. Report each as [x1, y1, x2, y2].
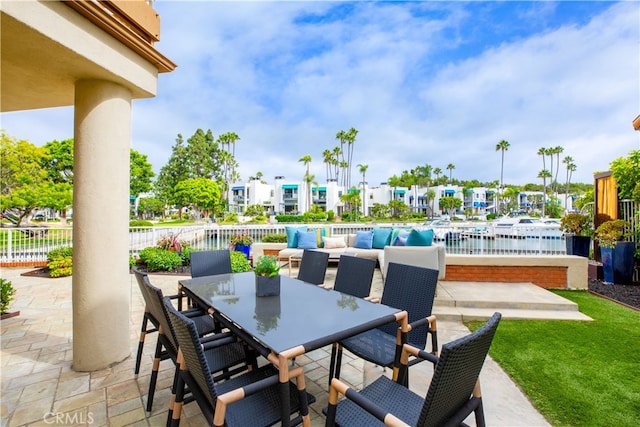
[254, 255, 281, 296]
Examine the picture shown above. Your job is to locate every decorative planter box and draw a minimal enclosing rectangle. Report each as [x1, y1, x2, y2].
[255, 275, 281, 297]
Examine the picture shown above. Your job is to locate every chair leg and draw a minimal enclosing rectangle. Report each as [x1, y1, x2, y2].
[328, 343, 344, 387]
[170, 369, 186, 427]
[166, 364, 180, 427]
[147, 339, 163, 413]
[134, 313, 149, 376]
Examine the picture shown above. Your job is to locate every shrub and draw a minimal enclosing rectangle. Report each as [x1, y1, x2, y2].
[262, 233, 287, 243]
[1, 278, 16, 314]
[47, 246, 73, 263]
[230, 251, 252, 272]
[48, 256, 73, 278]
[275, 214, 305, 223]
[139, 247, 182, 271]
[47, 246, 73, 277]
[180, 246, 195, 266]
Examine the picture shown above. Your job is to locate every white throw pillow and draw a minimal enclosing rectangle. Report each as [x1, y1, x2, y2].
[322, 236, 347, 249]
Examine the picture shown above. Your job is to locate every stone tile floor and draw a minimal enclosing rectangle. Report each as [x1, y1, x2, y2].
[1, 267, 549, 426]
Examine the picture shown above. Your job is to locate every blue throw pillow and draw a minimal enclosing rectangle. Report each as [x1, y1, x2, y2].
[393, 231, 410, 246]
[372, 228, 392, 249]
[297, 230, 318, 249]
[353, 230, 374, 249]
[406, 229, 434, 246]
[285, 226, 307, 248]
[390, 228, 410, 246]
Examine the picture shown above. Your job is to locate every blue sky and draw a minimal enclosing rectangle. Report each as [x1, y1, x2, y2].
[2, 1, 639, 188]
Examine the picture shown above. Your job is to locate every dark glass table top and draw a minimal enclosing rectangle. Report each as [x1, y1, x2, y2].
[179, 272, 401, 355]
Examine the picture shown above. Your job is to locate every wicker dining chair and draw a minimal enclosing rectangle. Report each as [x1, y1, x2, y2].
[296, 249, 330, 285]
[133, 268, 218, 377]
[329, 262, 439, 387]
[165, 297, 315, 427]
[190, 249, 232, 278]
[132, 269, 253, 415]
[331, 255, 376, 298]
[325, 312, 502, 426]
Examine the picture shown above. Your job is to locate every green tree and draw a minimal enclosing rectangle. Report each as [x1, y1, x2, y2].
[299, 154, 312, 212]
[130, 149, 155, 198]
[138, 197, 165, 219]
[173, 178, 220, 219]
[340, 189, 361, 221]
[388, 199, 408, 219]
[155, 134, 190, 215]
[537, 169, 552, 217]
[357, 163, 368, 216]
[610, 150, 640, 202]
[370, 203, 390, 220]
[439, 196, 462, 218]
[42, 138, 74, 184]
[433, 167, 442, 185]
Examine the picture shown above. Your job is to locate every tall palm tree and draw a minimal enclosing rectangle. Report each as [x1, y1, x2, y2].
[322, 149, 333, 181]
[304, 174, 315, 213]
[563, 155, 576, 210]
[495, 139, 510, 215]
[344, 127, 358, 189]
[552, 146, 564, 194]
[433, 167, 442, 185]
[446, 163, 455, 184]
[358, 163, 368, 216]
[299, 155, 312, 212]
[537, 169, 552, 217]
[332, 146, 342, 184]
[335, 131, 347, 186]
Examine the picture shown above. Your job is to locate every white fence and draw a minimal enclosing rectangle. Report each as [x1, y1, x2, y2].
[1, 222, 569, 265]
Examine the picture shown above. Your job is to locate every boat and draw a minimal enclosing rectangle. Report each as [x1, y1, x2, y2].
[462, 225, 495, 240]
[492, 217, 562, 239]
[425, 219, 465, 241]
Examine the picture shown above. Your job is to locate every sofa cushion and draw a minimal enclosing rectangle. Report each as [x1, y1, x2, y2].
[372, 228, 392, 249]
[393, 230, 410, 246]
[382, 245, 446, 280]
[390, 228, 410, 246]
[322, 236, 347, 249]
[297, 230, 318, 249]
[353, 230, 374, 249]
[310, 226, 331, 247]
[406, 229, 434, 246]
[285, 226, 307, 248]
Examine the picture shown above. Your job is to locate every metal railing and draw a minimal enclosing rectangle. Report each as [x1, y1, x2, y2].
[1, 222, 570, 265]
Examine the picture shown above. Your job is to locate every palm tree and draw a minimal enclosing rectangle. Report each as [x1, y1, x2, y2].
[332, 146, 342, 184]
[495, 139, 510, 214]
[322, 149, 333, 181]
[446, 163, 455, 184]
[552, 146, 564, 194]
[299, 155, 312, 212]
[358, 163, 368, 216]
[433, 167, 442, 185]
[563, 156, 576, 210]
[335, 131, 347, 186]
[537, 169, 552, 217]
[344, 127, 358, 189]
[304, 174, 315, 213]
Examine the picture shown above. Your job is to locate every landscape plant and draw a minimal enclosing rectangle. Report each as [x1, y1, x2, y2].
[1, 278, 16, 314]
[594, 219, 630, 248]
[254, 255, 280, 277]
[230, 250, 252, 272]
[468, 291, 640, 426]
[229, 232, 253, 247]
[138, 247, 182, 271]
[261, 233, 287, 243]
[559, 212, 592, 236]
[47, 246, 73, 277]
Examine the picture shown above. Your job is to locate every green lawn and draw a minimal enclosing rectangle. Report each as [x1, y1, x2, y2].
[468, 291, 640, 427]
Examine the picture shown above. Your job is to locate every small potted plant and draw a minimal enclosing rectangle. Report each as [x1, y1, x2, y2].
[594, 219, 634, 284]
[254, 255, 281, 296]
[229, 232, 253, 260]
[560, 212, 592, 257]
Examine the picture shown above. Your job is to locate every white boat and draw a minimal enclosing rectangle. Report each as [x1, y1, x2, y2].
[425, 219, 465, 241]
[492, 217, 562, 239]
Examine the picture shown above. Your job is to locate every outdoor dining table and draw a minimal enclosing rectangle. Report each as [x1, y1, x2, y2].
[178, 271, 408, 427]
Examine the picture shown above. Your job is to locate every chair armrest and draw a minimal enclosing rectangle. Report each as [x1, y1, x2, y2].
[364, 296, 380, 303]
[200, 332, 237, 350]
[407, 314, 436, 332]
[326, 378, 409, 426]
[401, 343, 439, 365]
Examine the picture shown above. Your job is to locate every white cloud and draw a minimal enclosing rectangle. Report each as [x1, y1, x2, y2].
[2, 1, 638, 189]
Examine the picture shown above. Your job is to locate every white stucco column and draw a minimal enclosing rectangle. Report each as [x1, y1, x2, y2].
[72, 80, 132, 371]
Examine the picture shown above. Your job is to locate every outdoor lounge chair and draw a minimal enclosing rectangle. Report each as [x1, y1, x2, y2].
[133, 269, 253, 415]
[325, 312, 502, 426]
[297, 249, 330, 285]
[329, 262, 439, 387]
[330, 255, 376, 298]
[165, 297, 315, 427]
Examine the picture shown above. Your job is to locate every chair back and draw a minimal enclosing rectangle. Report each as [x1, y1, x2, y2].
[190, 250, 232, 278]
[297, 250, 329, 285]
[133, 268, 159, 325]
[379, 263, 439, 349]
[418, 312, 501, 426]
[133, 268, 180, 355]
[164, 297, 218, 411]
[333, 255, 376, 298]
